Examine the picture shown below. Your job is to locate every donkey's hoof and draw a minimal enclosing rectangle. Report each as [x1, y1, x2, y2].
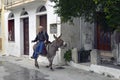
[50, 67, 54, 71]
[46, 65, 50, 68]
[35, 64, 39, 69]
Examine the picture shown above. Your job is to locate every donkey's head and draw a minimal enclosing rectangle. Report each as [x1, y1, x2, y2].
[53, 34, 67, 48]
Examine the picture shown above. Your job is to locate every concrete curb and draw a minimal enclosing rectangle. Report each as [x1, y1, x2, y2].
[68, 61, 120, 80]
[90, 64, 120, 79]
[68, 61, 90, 71]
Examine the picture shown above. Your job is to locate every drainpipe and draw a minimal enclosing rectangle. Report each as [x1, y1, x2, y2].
[1, 0, 5, 54]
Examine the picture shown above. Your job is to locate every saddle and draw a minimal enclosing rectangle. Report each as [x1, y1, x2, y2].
[43, 41, 51, 55]
[42, 41, 51, 56]
[33, 41, 51, 56]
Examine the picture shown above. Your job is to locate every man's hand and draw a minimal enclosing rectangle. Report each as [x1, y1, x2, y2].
[44, 40, 50, 44]
[44, 40, 47, 44]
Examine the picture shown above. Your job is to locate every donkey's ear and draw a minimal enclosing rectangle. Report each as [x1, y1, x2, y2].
[53, 35, 57, 39]
[58, 34, 62, 39]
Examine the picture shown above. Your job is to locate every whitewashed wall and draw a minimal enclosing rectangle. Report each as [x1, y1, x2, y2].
[61, 18, 94, 50]
[4, 0, 62, 64]
[61, 17, 94, 64]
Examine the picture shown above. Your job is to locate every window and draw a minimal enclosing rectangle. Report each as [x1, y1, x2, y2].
[8, 19, 15, 41]
[8, 13, 14, 18]
[39, 6, 46, 12]
[8, 13, 15, 41]
[36, 6, 46, 13]
[21, 11, 28, 16]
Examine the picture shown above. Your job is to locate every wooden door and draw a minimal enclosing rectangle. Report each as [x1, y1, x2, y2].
[39, 15, 47, 31]
[96, 25, 111, 51]
[23, 18, 29, 55]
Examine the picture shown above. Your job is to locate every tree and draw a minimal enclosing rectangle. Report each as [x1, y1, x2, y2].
[52, 0, 120, 32]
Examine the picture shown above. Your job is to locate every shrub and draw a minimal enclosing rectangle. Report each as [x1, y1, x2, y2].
[64, 49, 72, 62]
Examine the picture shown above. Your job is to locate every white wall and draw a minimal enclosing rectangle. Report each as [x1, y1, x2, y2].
[4, 1, 62, 64]
[61, 17, 94, 64]
[81, 18, 94, 50]
[61, 18, 81, 64]
[61, 18, 94, 50]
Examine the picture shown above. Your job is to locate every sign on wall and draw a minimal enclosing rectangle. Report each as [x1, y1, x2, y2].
[50, 23, 57, 34]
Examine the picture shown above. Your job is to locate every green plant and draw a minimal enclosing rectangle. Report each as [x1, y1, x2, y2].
[64, 49, 72, 62]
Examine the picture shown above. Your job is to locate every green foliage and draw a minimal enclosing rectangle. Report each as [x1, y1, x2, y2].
[64, 49, 72, 62]
[53, 0, 97, 23]
[52, 0, 120, 32]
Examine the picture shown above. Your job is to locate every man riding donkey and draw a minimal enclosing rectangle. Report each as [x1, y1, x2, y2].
[31, 25, 49, 60]
[31, 26, 67, 70]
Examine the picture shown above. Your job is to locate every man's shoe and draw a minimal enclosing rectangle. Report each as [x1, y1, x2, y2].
[31, 56, 34, 59]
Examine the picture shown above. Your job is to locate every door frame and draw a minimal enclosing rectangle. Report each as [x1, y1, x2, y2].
[20, 17, 29, 55]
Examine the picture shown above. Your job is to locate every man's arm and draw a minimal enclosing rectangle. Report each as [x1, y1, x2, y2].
[43, 31, 49, 44]
[32, 35, 38, 42]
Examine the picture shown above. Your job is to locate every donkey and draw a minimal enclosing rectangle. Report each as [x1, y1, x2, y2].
[33, 34, 66, 70]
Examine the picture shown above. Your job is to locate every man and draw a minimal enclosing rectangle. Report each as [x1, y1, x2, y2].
[31, 26, 49, 59]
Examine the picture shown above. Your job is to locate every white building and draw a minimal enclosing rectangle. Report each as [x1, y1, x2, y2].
[4, 0, 120, 65]
[4, 0, 93, 65]
[4, 0, 63, 64]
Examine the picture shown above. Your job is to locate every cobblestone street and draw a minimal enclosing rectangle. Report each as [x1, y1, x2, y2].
[0, 56, 118, 80]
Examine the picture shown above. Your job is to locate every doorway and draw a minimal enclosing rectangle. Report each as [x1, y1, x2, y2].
[96, 25, 111, 51]
[23, 18, 29, 55]
[39, 15, 47, 31]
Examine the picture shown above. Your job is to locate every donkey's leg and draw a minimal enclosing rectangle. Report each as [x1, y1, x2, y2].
[35, 59, 39, 68]
[49, 58, 54, 71]
[46, 57, 53, 70]
[46, 58, 51, 68]
[50, 61, 53, 70]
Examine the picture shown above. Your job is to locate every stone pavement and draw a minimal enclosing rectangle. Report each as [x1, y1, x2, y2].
[0, 55, 118, 80]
